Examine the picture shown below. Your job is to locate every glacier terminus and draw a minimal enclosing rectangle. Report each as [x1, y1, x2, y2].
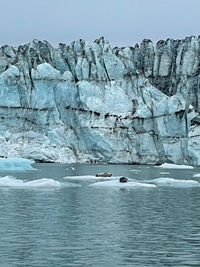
[0, 36, 200, 165]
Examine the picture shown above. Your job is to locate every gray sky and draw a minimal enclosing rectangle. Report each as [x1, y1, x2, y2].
[0, 0, 199, 48]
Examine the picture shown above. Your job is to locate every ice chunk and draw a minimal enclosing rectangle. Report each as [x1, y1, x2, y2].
[130, 169, 141, 172]
[63, 175, 118, 181]
[155, 163, 194, 169]
[25, 178, 62, 187]
[0, 176, 80, 188]
[160, 172, 170, 174]
[193, 173, 200, 178]
[89, 180, 157, 188]
[149, 178, 200, 187]
[26, 179, 80, 188]
[0, 176, 24, 187]
[0, 158, 36, 171]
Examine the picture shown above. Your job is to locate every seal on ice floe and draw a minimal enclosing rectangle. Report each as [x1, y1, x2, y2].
[119, 177, 128, 183]
[96, 172, 112, 177]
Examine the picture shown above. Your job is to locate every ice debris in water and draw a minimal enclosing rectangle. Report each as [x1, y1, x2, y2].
[155, 163, 194, 169]
[149, 178, 200, 187]
[0, 158, 36, 171]
[89, 180, 157, 188]
[0, 176, 80, 188]
[193, 173, 200, 178]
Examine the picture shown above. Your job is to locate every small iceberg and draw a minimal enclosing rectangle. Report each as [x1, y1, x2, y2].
[63, 175, 118, 181]
[193, 173, 200, 178]
[24, 178, 62, 188]
[89, 180, 157, 188]
[148, 178, 200, 188]
[155, 163, 194, 169]
[0, 176, 80, 188]
[0, 158, 36, 171]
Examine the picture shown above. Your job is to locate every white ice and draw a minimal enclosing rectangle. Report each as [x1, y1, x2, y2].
[63, 175, 119, 181]
[130, 169, 141, 172]
[0, 158, 36, 171]
[155, 163, 194, 169]
[160, 172, 170, 174]
[89, 180, 157, 188]
[193, 173, 200, 178]
[148, 178, 200, 187]
[0, 176, 80, 188]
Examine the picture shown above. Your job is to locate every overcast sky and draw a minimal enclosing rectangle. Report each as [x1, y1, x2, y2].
[0, 0, 199, 48]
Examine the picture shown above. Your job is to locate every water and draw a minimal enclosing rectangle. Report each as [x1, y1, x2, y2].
[0, 163, 200, 266]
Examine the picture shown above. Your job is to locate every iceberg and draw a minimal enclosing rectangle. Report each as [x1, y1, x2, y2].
[148, 178, 200, 188]
[0, 158, 36, 171]
[193, 173, 200, 178]
[0, 176, 80, 188]
[155, 163, 194, 169]
[63, 175, 118, 181]
[89, 180, 157, 188]
[25, 178, 62, 188]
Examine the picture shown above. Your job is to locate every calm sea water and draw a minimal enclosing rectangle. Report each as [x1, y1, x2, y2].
[0, 163, 200, 267]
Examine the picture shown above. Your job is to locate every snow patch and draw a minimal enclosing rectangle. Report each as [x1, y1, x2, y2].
[155, 163, 194, 169]
[0, 158, 36, 171]
[148, 178, 200, 187]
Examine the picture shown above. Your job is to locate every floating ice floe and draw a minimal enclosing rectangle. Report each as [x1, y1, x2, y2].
[193, 173, 200, 178]
[63, 175, 118, 181]
[89, 180, 157, 188]
[130, 169, 141, 172]
[148, 178, 200, 188]
[160, 172, 170, 174]
[155, 163, 194, 169]
[0, 158, 36, 171]
[0, 176, 80, 188]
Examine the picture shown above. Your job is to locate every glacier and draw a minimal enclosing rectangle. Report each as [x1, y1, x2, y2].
[0, 36, 200, 165]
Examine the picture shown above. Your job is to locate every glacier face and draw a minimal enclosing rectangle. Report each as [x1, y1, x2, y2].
[0, 36, 200, 165]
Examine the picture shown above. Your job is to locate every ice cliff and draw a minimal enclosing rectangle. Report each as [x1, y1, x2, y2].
[0, 36, 200, 165]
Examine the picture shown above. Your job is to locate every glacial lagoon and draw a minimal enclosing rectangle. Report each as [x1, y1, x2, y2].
[0, 163, 200, 266]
